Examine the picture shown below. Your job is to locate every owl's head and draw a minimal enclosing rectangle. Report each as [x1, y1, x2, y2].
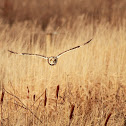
[48, 56, 58, 66]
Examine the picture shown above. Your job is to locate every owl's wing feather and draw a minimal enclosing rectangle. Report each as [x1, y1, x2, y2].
[8, 50, 48, 59]
[57, 39, 92, 58]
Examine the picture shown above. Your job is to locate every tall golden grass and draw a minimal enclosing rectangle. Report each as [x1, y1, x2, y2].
[0, 0, 126, 125]
[0, 16, 126, 125]
[0, 0, 126, 28]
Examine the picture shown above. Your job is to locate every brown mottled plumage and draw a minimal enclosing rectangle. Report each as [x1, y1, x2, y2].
[8, 39, 92, 66]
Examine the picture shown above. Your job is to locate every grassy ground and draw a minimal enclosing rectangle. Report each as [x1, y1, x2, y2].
[0, 17, 126, 125]
[0, 0, 126, 126]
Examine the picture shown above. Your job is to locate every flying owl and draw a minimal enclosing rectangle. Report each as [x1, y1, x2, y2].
[8, 39, 92, 66]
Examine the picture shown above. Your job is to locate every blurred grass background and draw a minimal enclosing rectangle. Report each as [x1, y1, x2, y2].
[0, 0, 126, 125]
[0, 0, 126, 28]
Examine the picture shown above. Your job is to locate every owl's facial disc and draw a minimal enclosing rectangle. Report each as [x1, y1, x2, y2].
[48, 57, 58, 66]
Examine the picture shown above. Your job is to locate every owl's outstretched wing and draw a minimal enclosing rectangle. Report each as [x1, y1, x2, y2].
[57, 39, 92, 58]
[8, 50, 48, 59]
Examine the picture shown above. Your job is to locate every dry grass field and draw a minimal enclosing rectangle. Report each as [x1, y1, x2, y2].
[0, 0, 126, 126]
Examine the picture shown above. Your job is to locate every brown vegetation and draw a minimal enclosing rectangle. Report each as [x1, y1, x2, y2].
[0, 0, 126, 125]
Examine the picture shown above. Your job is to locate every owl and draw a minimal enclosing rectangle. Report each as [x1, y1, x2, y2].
[8, 39, 92, 66]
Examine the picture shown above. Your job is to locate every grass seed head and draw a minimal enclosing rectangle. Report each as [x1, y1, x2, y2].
[56, 85, 59, 99]
[1, 90, 5, 104]
[70, 104, 75, 120]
